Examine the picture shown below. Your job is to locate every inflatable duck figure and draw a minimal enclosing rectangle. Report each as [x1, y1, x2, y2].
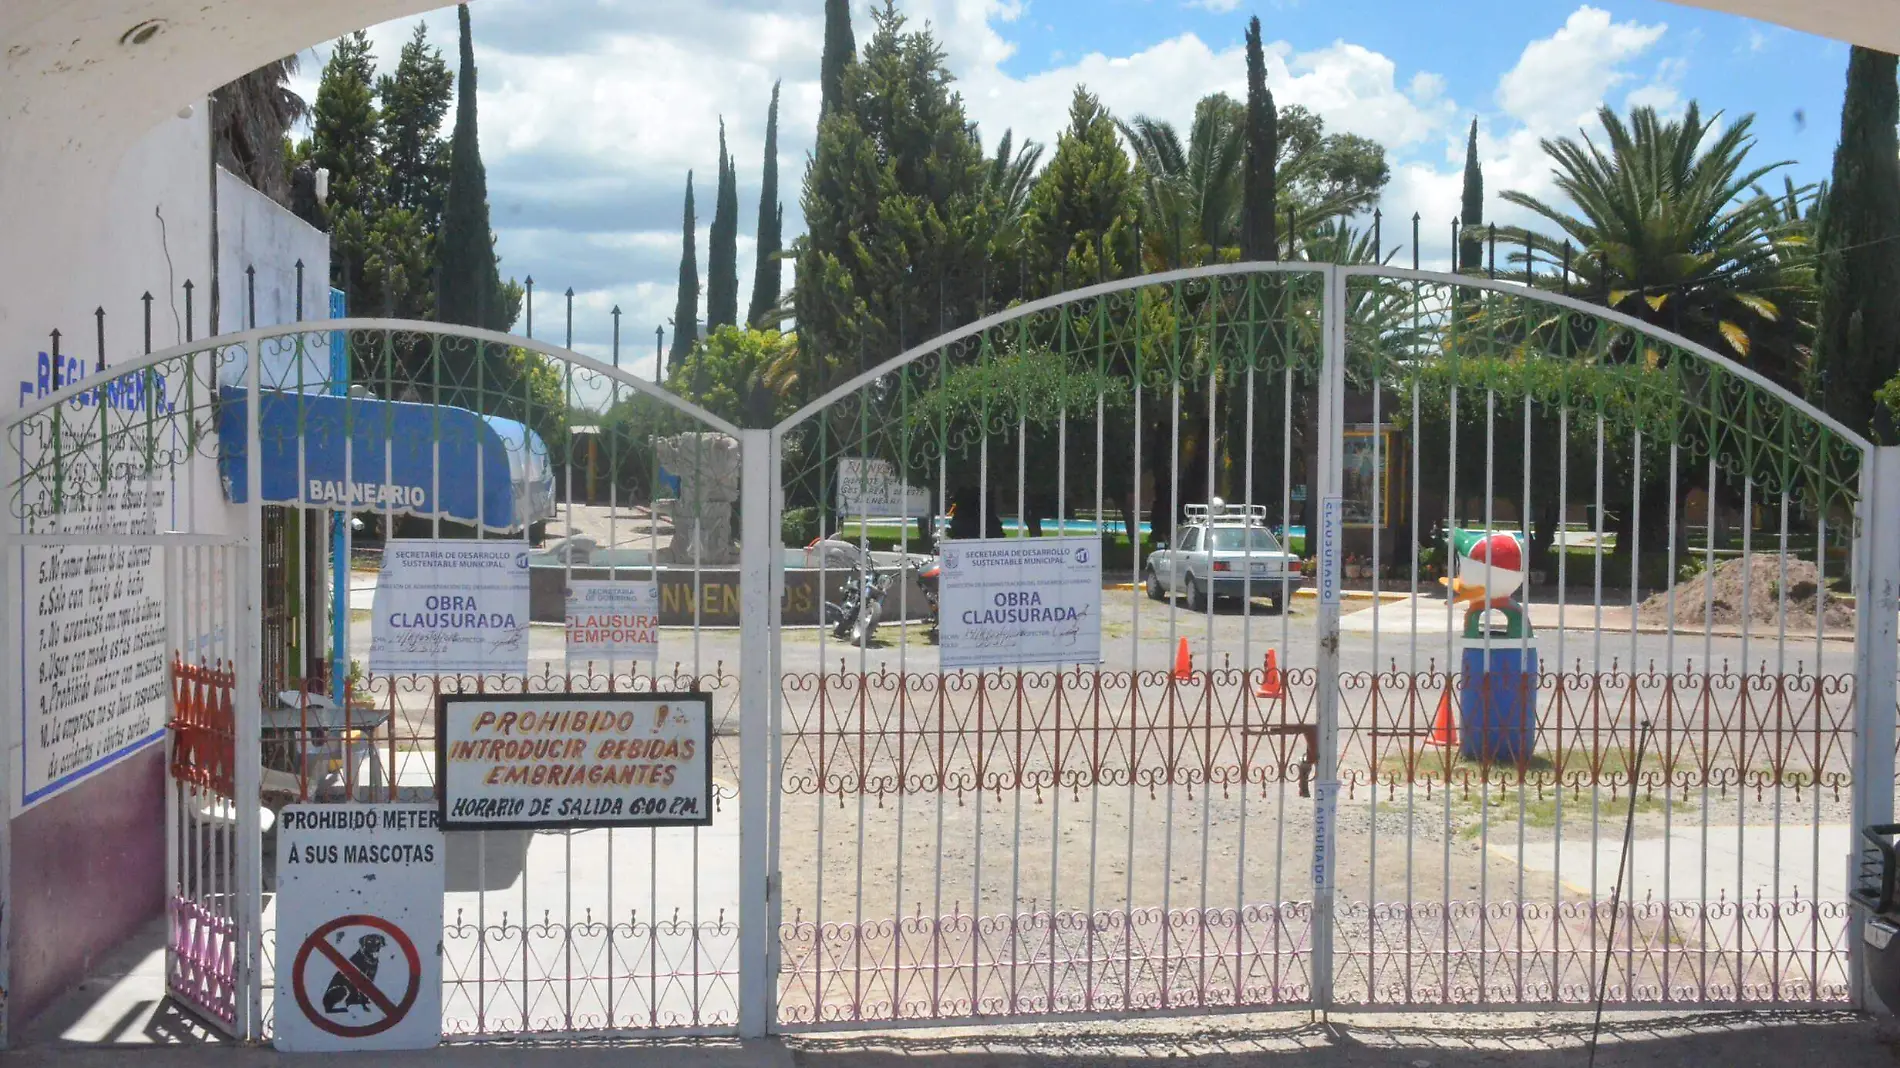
[1438, 529, 1531, 639]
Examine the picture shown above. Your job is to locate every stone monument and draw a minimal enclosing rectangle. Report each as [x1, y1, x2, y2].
[653, 432, 742, 565]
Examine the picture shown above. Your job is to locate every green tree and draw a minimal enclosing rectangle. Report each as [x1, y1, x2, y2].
[1240, 16, 1277, 262]
[1123, 95, 1386, 269]
[669, 326, 800, 427]
[1499, 103, 1798, 371]
[1815, 46, 1900, 443]
[1459, 118, 1484, 273]
[793, 2, 996, 392]
[707, 121, 740, 330]
[379, 23, 453, 233]
[670, 172, 700, 370]
[309, 32, 382, 310]
[1021, 87, 1138, 292]
[437, 4, 514, 331]
[748, 82, 784, 328]
[820, 0, 855, 119]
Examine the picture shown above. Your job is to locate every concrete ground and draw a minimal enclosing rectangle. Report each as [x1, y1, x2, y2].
[11, 999, 1895, 1067]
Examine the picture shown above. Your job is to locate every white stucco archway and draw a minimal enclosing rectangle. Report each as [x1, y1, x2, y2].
[0, 0, 1891, 1044]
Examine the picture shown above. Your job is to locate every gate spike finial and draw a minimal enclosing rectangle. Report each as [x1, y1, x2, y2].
[1411, 213, 1420, 271]
[95, 306, 107, 372]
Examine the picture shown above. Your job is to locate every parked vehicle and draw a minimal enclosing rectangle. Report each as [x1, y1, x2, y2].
[1145, 500, 1304, 612]
[811, 538, 941, 646]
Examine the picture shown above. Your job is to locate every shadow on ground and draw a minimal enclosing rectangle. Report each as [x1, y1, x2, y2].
[8, 1008, 1895, 1066]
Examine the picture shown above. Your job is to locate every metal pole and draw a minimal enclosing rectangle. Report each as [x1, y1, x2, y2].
[736, 427, 775, 1035]
[238, 313, 266, 1039]
[1311, 263, 1347, 1012]
[1852, 446, 1900, 1010]
[94, 308, 106, 372]
[655, 326, 664, 384]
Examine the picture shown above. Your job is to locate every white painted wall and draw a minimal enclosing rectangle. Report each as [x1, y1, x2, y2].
[8, 107, 212, 415]
[214, 166, 334, 390]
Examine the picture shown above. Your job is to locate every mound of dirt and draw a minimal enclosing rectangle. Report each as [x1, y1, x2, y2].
[1638, 554, 1854, 633]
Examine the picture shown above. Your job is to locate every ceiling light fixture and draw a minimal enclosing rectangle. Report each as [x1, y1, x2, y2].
[119, 20, 167, 47]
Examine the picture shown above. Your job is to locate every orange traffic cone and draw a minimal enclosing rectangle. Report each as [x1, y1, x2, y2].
[1172, 637, 1193, 681]
[1255, 649, 1284, 699]
[1425, 687, 1457, 747]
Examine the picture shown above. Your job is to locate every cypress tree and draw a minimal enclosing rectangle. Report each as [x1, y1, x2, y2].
[796, 3, 991, 385]
[1240, 16, 1278, 261]
[437, 4, 505, 330]
[747, 82, 783, 327]
[670, 172, 700, 370]
[819, 0, 855, 118]
[1022, 87, 1138, 289]
[1459, 118, 1484, 273]
[309, 32, 381, 310]
[379, 23, 453, 232]
[1816, 46, 1900, 442]
[707, 122, 740, 330]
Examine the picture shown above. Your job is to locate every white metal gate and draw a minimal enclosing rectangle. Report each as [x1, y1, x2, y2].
[764, 261, 1896, 1027]
[4, 266, 1893, 1044]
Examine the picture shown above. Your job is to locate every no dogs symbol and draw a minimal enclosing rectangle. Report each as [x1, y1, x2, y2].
[291, 915, 421, 1038]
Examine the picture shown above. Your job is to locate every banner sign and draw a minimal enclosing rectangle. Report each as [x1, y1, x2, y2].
[564, 580, 659, 661]
[437, 693, 713, 830]
[836, 458, 931, 519]
[274, 804, 443, 1052]
[369, 540, 528, 675]
[937, 537, 1101, 669]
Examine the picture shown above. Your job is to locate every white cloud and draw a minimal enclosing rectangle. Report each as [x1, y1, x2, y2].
[1496, 6, 1666, 135]
[283, 1, 1682, 349]
[1186, 0, 1245, 12]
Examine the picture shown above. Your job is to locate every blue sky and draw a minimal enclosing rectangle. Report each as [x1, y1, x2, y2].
[293, 0, 1856, 376]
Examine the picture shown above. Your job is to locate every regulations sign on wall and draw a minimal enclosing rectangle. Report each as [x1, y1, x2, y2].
[564, 580, 659, 662]
[17, 484, 173, 810]
[438, 693, 713, 830]
[937, 537, 1101, 669]
[369, 539, 528, 675]
[274, 804, 444, 1053]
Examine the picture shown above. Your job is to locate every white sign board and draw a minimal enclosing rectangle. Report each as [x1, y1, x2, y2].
[564, 580, 659, 662]
[1318, 496, 1343, 607]
[836, 458, 931, 519]
[937, 537, 1101, 669]
[439, 693, 714, 829]
[369, 539, 528, 675]
[18, 483, 173, 810]
[274, 805, 444, 1052]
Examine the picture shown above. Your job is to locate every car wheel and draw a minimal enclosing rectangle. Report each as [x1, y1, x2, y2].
[1146, 567, 1165, 601]
[1186, 575, 1206, 612]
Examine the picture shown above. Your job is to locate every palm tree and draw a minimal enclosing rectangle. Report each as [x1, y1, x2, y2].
[1119, 94, 1246, 269]
[1497, 103, 1797, 372]
[211, 56, 309, 206]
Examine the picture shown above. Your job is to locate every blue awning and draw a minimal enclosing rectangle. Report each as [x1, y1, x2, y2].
[217, 388, 555, 532]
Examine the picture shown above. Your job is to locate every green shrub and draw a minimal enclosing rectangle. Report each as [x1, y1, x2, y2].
[782, 506, 819, 547]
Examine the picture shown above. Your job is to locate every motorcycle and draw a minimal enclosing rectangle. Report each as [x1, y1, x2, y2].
[811, 538, 942, 647]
